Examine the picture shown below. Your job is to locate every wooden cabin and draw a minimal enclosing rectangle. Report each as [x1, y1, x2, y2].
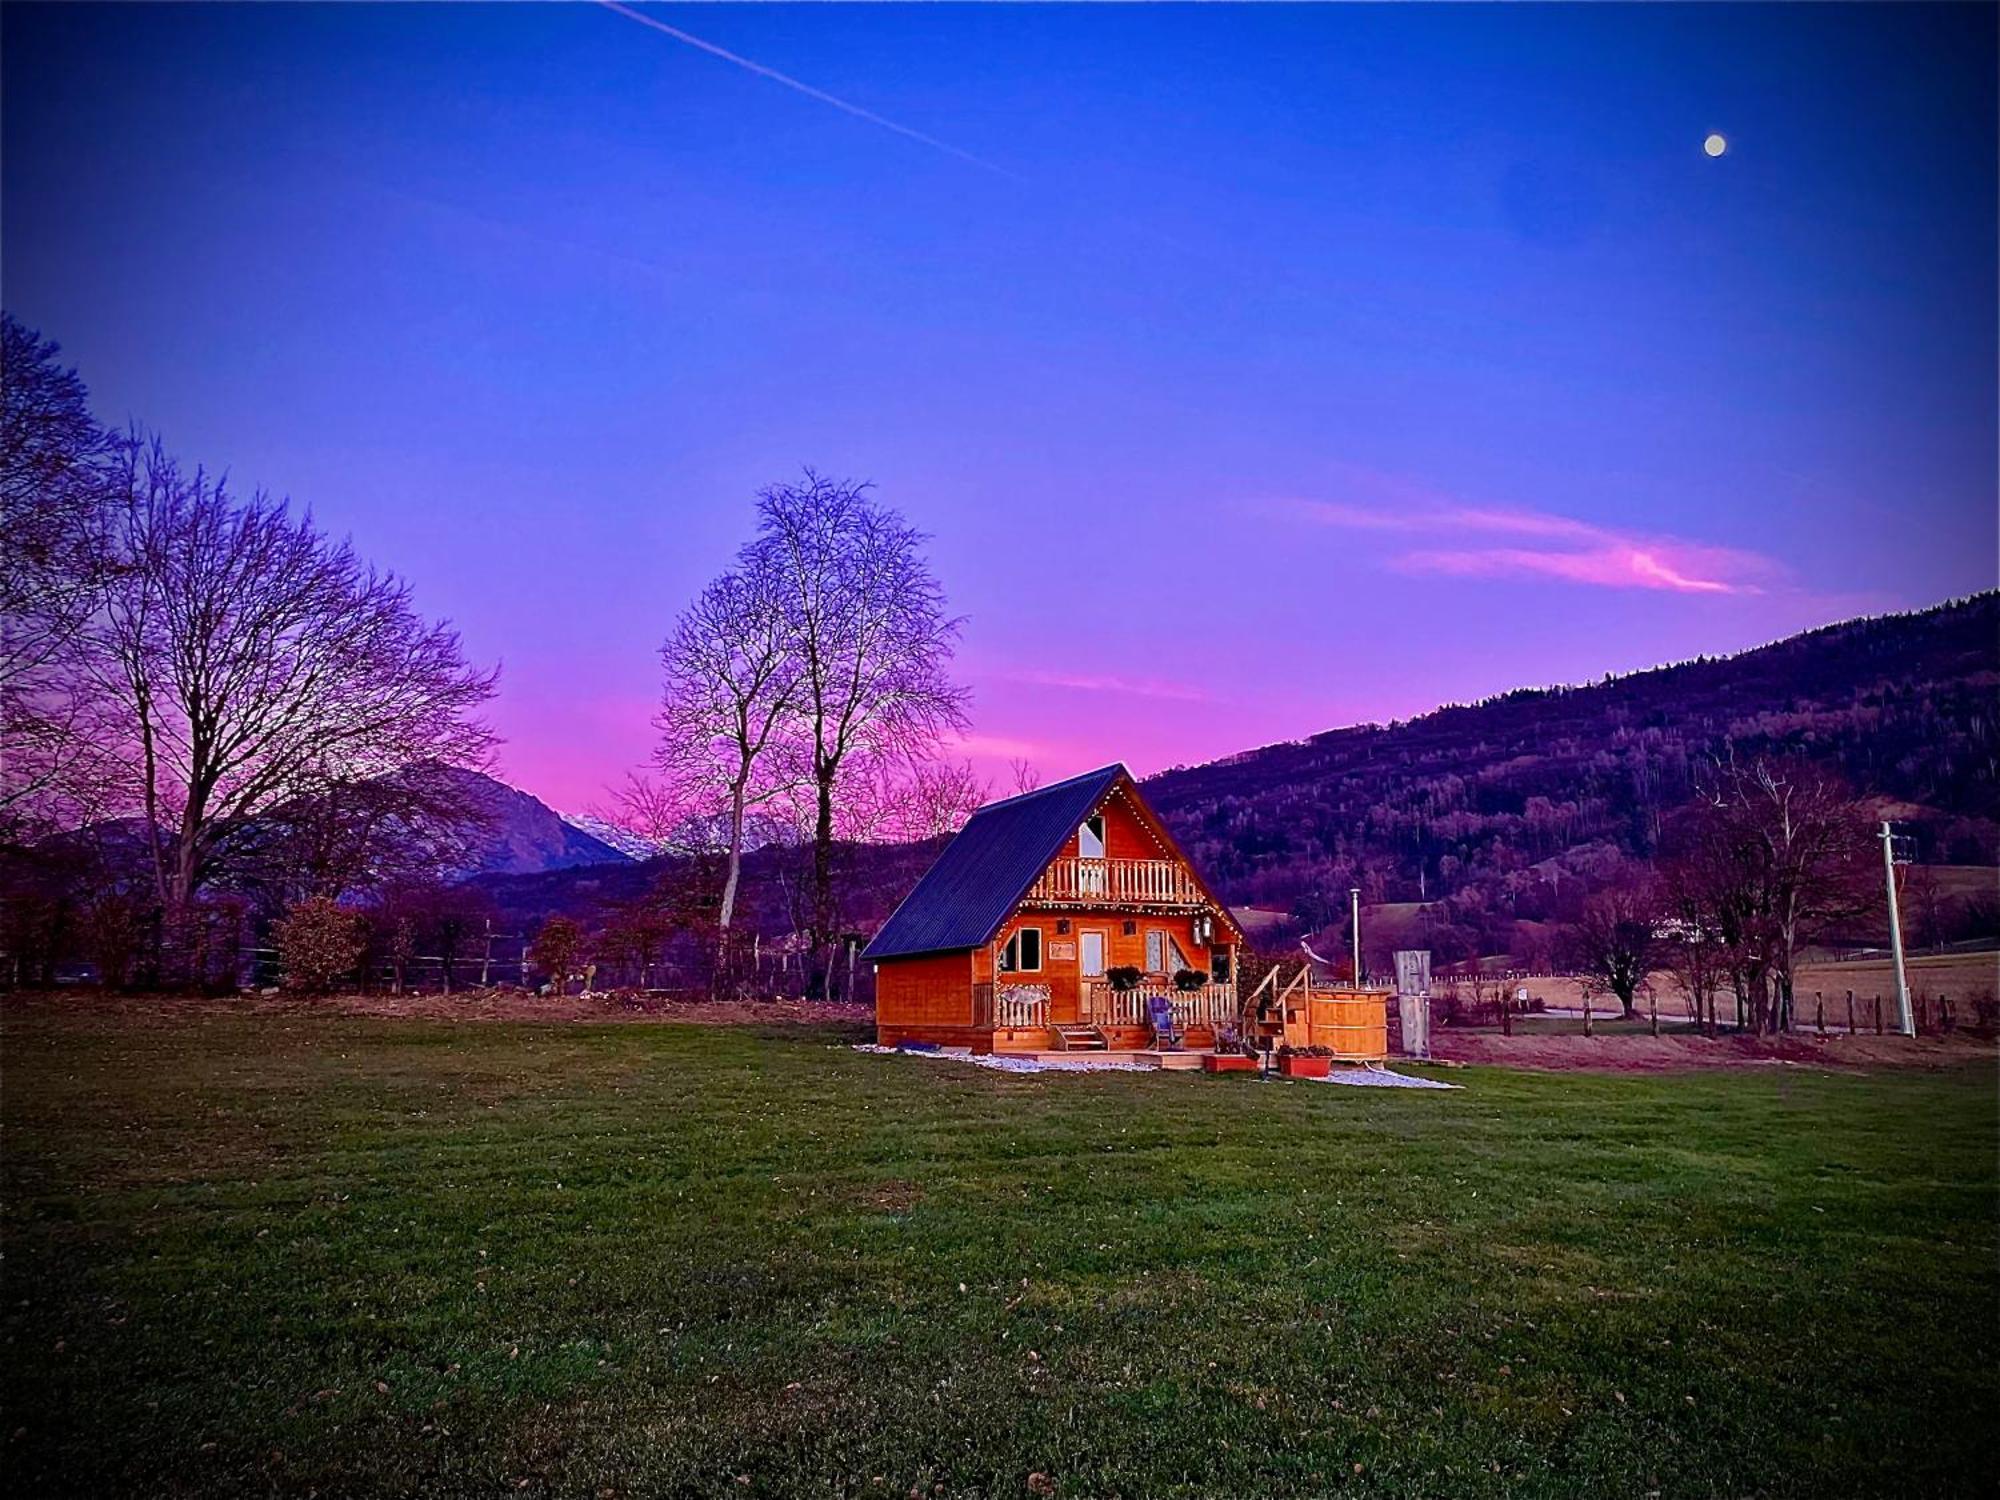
[864, 764, 1248, 1053]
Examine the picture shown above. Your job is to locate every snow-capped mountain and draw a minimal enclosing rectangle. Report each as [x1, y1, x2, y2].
[558, 812, 666, 862]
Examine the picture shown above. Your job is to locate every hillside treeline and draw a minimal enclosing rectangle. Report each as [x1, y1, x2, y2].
[1145, 595, 1999, 959]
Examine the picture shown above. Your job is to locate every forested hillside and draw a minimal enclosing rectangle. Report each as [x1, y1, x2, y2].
[480, 597, 1997, 969]
[1144, 595, 1998, 954]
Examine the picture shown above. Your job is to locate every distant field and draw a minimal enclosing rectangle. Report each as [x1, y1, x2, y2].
[1511, 949, 1998, 1022]
[4, 999, 1995, 1498]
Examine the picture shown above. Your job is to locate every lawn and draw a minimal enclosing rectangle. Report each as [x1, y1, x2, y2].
[4, 1002, 1995, 1498]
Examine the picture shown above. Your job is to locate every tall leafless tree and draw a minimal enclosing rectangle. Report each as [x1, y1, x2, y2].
[1671, 754, 1875, 1033]
[1658, 851, 1731, 1035]
[80, 447, 498, 967]
[0, 315, 127, 839]
[749, 472, 969, 995]
[1562, 874, 1663, 1019]
[652, 551, 801, 972]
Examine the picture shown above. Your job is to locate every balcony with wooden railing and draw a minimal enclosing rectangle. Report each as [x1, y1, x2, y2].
[1023, 857, 1207, 908]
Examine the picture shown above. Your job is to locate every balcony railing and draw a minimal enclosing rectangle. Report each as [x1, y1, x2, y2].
[1024, 857, 1206, 907]
[1085, 980, 1238, 1033]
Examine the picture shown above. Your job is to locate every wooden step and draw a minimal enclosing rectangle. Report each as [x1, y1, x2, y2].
[1052, 1025, 1107, 1051]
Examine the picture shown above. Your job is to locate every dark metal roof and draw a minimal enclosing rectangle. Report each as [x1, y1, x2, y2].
[861, 764, 1125, 962]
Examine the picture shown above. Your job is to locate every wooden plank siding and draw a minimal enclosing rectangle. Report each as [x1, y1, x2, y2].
[874, 950, 984, 1050]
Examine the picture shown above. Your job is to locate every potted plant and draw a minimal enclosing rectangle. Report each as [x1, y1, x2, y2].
[1106, 966, 1144, 992]
[1277, 1043, 1334, 1079]
[1203, 1033, 1258, 1074]
[1172, 967, 1208, 992]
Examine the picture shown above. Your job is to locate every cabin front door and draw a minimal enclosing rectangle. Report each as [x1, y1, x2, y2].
[1078, 931, 1106, 1026]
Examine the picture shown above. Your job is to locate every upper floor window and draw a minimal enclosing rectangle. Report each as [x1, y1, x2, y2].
[999, 927, 1043, 973]
[1078, 813, 1106, 860]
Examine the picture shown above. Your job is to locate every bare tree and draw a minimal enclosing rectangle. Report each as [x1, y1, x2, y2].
[1670, 755, 1875, 1033]
[1659, 855, 1730, 1036]
[749, 472, 969, 995]
[1563, 876, 1662, 1020]
[1008, 757, 1042, 795]
[246, 761, 491, 909]
[0, 315, 126, 839]
[652, 552, 801, 972]
[1906, 863, 1945, 952]
[842, 750, 988, 843]
[81, 448, 498, 970]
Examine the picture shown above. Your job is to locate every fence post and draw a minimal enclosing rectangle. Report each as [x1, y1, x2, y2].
[1649, 989, 1659, 1037]
[1874, 994, 1883, 1035]
[1846, 989, 1857, 1035]
[1814, 993, 1824, 1036]
[1582, 993, 1592, 1038]
[480, 920, 493, 988]
[1940, 994, 1953, 1033]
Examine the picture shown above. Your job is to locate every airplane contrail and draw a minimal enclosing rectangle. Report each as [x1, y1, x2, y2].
[597, 1, 1023, 183]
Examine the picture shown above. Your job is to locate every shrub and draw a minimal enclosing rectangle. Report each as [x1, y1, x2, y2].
[1106, 965, 1144, 992]
[1172, 968, 1208, 992]
[82, 894, 145, 990]
[529, 916, 585, 995]
[274, 897, 366, 994]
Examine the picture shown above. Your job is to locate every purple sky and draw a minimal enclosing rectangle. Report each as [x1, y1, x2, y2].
[6, 3, 1994, 811]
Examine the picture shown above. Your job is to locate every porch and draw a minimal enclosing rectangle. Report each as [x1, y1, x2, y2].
[974, 978, 1240, 1051]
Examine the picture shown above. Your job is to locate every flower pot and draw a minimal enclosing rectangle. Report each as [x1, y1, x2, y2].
[1203, 1054, 1257, 1074]
[1279, 1055, 1331, 1079]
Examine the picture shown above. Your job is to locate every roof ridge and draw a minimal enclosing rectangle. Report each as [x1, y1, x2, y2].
[972, 762, 1126, 814]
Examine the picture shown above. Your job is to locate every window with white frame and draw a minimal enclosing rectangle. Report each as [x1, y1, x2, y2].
[999, 927, 1043, 973]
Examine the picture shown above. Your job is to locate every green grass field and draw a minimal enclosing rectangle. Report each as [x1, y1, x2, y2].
[4, 1003, 1995, 1498]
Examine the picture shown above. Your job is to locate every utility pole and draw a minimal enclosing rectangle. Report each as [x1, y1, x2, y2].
[1349, 886, 1363, 988]
[1880, 821, 1914, 1037]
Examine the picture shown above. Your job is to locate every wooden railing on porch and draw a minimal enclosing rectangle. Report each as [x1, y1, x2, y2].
[973, 981, 1051, 1030]
[1023, 857, 1206, 907]
[1084, 980, 1237, 1033]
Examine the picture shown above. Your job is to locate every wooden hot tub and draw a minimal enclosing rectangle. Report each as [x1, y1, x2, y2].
[1305, 988, 1389, 1062]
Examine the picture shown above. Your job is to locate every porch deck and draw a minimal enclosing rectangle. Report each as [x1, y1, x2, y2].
[978, 978, 1240, 1052]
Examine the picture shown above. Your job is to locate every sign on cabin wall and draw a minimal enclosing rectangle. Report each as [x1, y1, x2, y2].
[1049, 941, 1077, 961]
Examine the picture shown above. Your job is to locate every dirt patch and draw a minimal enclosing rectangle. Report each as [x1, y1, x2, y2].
[1429, 1028, 1997, 1073]
[0, 988, 874, 1029]
[855, 1178, 925, 1213]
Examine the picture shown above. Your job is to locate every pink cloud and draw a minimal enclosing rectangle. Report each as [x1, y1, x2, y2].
[1002, 669, 1213, 702]
[1396, 544, 1746, 594]
[1276, 497, 1772, 596]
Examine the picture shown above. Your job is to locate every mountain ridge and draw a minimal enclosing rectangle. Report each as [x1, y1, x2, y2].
[477, 595, 1998, 953]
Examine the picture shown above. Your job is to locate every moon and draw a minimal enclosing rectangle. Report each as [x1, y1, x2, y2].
[1703, 133, 1728, 158]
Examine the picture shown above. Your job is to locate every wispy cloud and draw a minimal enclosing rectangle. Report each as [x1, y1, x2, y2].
[1004, 670, 1214, 703]
[945, 731, 1049, 762]
[1275, 498, 1771, 596]
[597, 1, 1023, 183]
